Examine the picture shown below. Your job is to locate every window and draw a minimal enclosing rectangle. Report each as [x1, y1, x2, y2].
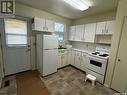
[55, 22, 64, 32]
[54, 22, 65, 41]
[5, 19, 27, 47]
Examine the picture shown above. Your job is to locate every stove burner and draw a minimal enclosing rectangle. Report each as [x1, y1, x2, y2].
[92, 52, 100, 55]
[99, 54, 109, 57]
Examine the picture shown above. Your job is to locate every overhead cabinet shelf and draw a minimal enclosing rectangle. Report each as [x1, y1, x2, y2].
[68, 20, 115, 44]
[32, 17, 54, 32]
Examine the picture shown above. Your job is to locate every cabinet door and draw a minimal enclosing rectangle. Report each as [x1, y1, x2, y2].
[96, 22, 106, 35]
[69, 26, 76, 41]
[68, 50, 71, 65]
[81, 53, 88, 72]
[45, 19, 54, 32]
[62, 55, 67, 67]
[70, 50, 75, 66]
[75, 51, 82, 69]
[105, 20, 115, 35]
[57, 55, 62, 69]
[111, 18, 127, 93]
[75, 25, 84, 41]
[84, 23, 96, 43]
[34, 17, 45, 31]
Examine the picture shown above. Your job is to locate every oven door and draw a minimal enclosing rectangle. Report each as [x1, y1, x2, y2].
[87, 55, 107, 75]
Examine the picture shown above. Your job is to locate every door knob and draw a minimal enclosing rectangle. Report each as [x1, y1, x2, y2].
[118, 59, 121, 62]
[27, 45, 31, 48]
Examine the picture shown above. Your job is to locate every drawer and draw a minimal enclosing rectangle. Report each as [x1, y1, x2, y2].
[86, 69, 104, 84]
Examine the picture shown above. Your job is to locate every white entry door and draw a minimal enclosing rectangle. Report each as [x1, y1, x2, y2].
[3, 18, 31, 76]
[111, 17, 127, 93]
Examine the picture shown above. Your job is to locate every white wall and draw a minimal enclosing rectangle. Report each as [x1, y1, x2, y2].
[15, 3, 72, 25]
[72, 11, 116, 25]
[105, 0, 127, 87]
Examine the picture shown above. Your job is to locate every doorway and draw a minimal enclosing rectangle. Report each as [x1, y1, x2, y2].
[1, 17, 31, 76]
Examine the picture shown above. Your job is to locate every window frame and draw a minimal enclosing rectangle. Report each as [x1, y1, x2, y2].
[4, 18, 28, 47]
[54, 22, 66, 42]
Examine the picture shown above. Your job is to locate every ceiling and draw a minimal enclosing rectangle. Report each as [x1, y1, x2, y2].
[16, 0, 119, 20]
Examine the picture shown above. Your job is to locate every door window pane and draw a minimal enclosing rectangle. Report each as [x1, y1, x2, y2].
[4, 19, 28, 47]
[6, 35, 27, 46]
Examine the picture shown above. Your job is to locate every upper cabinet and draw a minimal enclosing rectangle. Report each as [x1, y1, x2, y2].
[96, 22, 106, 35]
[75, 25, 84, 41]
[32, 17, 54, 32]
[68, 26, 76, 41]
[105, 20, 115, 35]
[32, 17, 45, 31]
[96, 20, 115, 35]
[84, 23, 96, 43]
[68, 20, 115, 44]
[45, 19, 54, 32]
[68, 23, 96, 43]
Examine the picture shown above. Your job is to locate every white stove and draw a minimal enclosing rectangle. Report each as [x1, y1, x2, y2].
[86, 48, 110, 84]
[89, 48, 110, 60]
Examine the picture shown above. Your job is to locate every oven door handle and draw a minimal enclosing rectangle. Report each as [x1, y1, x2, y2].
[88, 55, 107, 63]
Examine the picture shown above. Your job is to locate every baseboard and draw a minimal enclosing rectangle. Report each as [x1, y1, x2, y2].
[104, 83, 110, 88]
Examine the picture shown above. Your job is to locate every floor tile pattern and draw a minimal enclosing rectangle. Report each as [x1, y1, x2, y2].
[43, 66, 116, 95]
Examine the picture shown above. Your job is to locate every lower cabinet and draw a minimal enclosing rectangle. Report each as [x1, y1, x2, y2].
[61, 54, 68, 67]
[74, 51, 82, 69]
[67, 50, 76, 65]
[57, 54, 68, 69]
[68, 50, 72, 65]
[80, 52, 89, 72]
[57, 55, 62, 68]
[58, 49, 89, 73]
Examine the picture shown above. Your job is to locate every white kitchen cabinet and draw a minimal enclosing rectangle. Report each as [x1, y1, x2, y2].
[80, 52, 88, 72]
[57, 55, 62, 69]
[105, 20, 115, 35]
[68, 50, 75, 66]
[68, 50, 72, 65]
[84, 23, 96, 43]
[70, 50, 75, 66]
[69, 26, 76, 41]
[32, 17, 45, 31]
[96, 20, 115, 35]
[75, 25, 84, 41]
[74, 51, 82, 69]
[45, 19, 54, 32]
[62, 54, 68, 67]
[57, 54, 68, 69]
[96, 21, 106, 35]
[32, 17, 54, 32]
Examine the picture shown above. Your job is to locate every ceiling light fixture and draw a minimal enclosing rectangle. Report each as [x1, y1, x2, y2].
[63, 0, 89, 11]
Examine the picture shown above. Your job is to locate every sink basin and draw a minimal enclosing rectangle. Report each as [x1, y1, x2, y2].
[58, 49, 66, 53]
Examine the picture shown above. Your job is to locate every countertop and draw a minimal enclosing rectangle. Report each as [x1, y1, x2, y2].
[71, 48, 92, 54]
[58, 48, 93, 56]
